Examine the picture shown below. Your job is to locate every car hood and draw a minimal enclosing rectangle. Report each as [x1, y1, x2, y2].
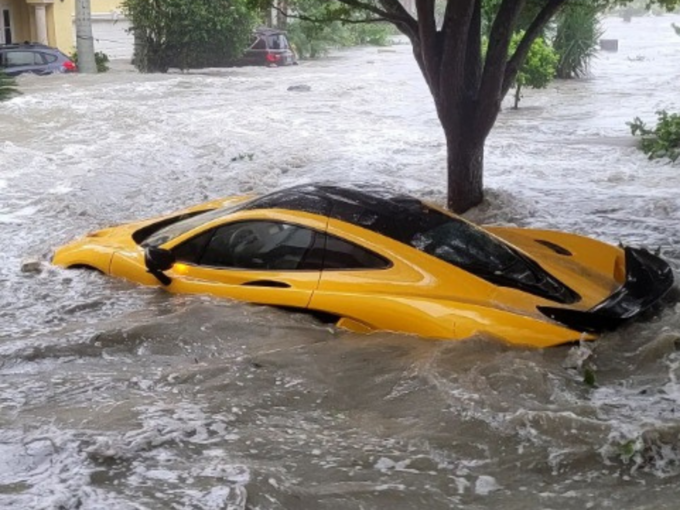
[86, 195, 254, 245]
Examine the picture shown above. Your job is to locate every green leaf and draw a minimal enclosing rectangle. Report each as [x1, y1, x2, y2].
[0, 70, 20, 101]
[583, 367, 596, 387]
[619, 439, 637, 460]
[630, 109, 680, 163]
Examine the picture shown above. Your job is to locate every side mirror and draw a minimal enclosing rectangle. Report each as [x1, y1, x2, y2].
[144, 246, 175, 285]
[145, 246, 175, 271]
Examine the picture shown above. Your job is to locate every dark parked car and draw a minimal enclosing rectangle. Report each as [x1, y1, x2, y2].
[0, 43, 77, 76]
[234, 28, 297, 67]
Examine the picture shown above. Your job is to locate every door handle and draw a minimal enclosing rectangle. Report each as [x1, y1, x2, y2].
[241, 280, 291, 288]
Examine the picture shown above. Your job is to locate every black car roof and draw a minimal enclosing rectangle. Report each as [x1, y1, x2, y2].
[254, 27, 288, 35]
[241, 184, 430, 243]
[238, 184, 581, 305]
[0, 43, 54, 50]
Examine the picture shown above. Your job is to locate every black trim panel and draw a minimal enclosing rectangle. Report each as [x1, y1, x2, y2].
[538, 247, 674, 333]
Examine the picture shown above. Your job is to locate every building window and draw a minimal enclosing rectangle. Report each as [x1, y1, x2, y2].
[2, 9, 12, 45]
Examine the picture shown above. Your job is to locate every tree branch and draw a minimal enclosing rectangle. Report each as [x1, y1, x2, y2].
[436, 0, 481, 117]
[271, 4, 385, 24]
[414, 0, 439, 87]
[375, 0, 419, 39]
[502, 0, 568, 97]
[334, 0, 396, 21]
[474, 0, 526, 137]
[378, 0, 417, 23]
[331, 0, 418, 38]
[416, 0, 437, 35]
[464, 0, 483, 94]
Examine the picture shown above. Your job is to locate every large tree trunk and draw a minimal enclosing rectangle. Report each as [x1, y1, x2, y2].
[445, 129, 485, 213]
[411, 0, 491, 213]
[437, 93, 486, 213]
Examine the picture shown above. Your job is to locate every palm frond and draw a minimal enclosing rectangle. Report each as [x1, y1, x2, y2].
[553, 4, 603, 79]
[0, 71, 19, 102]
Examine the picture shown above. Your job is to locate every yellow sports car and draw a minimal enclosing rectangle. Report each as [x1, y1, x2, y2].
[53, 184, 674, 348]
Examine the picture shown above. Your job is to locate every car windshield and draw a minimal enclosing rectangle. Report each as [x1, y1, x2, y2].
[409, 216, 518, 274]
[267, 34, 288, 50]
[306, 189, 520, 275]
[143, 201, 252, 247]
[367, 201, 576, 303]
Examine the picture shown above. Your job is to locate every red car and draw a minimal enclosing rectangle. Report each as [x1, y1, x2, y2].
[234, 28, 297, 67]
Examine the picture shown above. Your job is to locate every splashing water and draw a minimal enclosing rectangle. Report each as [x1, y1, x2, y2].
[0, 14, 679, 509]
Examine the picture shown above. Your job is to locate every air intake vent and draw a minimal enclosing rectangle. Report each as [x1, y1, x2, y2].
[535, 239, 572, 256]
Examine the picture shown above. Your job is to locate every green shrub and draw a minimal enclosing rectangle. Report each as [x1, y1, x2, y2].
[285, 0, 392, 59]
[0, 71, 19, 101]
[123, 0, 256, 72]
[347, 22, 392, 46]
[511, 33, 558, 108]
[70, 50, 111, 73]
[628, 110, 680, 162]
[287, 19, 343, 59]
[288, 19, 391, 59]
[553, 4, 603, 79]
[483, 32, 557, 109]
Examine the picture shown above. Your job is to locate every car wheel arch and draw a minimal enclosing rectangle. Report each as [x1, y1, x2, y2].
[68, 263, 104, 273]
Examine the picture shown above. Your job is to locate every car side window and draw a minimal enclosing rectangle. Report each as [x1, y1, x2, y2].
[6, 51, 39, 66]
[41, 52, 57, 64]
[323, 235, 390, 270]
[186, 221, 317, 270]
[268, 35, 281, 49]
[173, 230, 213, 264]
[277, 35, 289, 50]
[251, 37, 267, 50]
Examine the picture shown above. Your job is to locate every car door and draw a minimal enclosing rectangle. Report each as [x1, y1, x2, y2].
[38, 51, 60, 74]
[306, 232, 399, 327]
[307, 229, 461, 337]
[165, 220, 324, 308]
[3, 50, 46, 76]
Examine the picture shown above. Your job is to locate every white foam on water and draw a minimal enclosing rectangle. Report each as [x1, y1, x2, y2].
[0, 12, 679, 509]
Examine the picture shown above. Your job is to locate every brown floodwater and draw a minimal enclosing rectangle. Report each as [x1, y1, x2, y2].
[1, 14, 679, 510]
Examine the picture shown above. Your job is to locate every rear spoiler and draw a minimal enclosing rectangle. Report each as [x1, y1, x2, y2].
[538, 247, 674, 333]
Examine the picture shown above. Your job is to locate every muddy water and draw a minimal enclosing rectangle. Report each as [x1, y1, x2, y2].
[1, 14, 680, 510]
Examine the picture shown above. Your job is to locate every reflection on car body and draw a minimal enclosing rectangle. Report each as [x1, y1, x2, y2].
[52, 184, 674, 348]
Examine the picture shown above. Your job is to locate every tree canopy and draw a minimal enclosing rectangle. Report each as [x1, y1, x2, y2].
[253, 0, 680, 212]
[553, 3, 603, 79]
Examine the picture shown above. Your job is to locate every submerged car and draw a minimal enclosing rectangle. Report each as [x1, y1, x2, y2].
[53, 185, 674, 348]
[233, 28, 297, 67]
[0, 43, 77, 76]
